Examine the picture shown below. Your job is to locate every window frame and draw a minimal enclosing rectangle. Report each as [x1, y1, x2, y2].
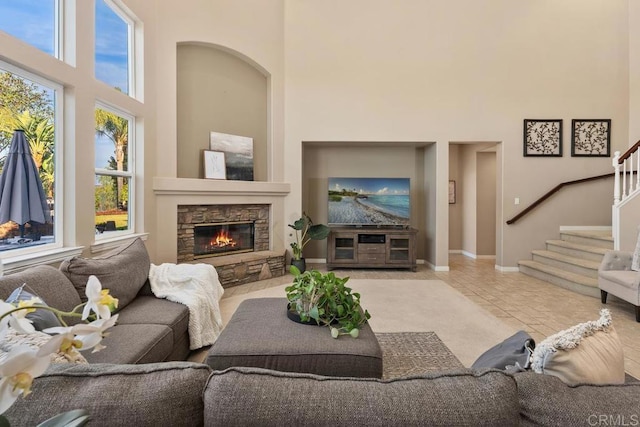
[0, 60, 64, 257]
[96, 0, 136, 98]
[94, 102, 135, 240]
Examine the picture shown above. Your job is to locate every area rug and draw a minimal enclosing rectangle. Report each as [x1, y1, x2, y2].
[376, 332, 464, 380]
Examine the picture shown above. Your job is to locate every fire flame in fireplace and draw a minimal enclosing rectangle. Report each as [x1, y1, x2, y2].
[211, 230, 237, 248]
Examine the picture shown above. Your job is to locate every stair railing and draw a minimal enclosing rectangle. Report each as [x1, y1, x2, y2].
[612, 141, 640, 249]
[506, 173, 613, 225]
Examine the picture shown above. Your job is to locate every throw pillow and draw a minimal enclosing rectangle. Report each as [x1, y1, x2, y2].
[59, 238, 150, 310]
[0, 328, 88, 364]
[632, 227, 640, 272]
[471, 330, 535, 371]
[6, 285, 62, 331]
[530, 309, 625, 386]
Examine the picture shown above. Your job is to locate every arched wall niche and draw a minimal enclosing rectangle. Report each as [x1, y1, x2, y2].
[176, 41, 270, 181]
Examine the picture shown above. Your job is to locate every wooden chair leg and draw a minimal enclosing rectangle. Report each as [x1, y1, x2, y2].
[600, 290, 608, 304]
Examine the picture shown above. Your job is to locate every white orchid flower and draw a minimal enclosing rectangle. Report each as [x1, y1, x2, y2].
[82, 275, 118, 320]
[73, 315, 119, 353]
[0, 300, 35, 336]
[44, 314, 119, 354]
[0, 345, 50, 414]
[37, 326, 82, 358]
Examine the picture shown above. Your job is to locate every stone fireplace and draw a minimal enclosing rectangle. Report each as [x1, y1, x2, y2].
[177, 203, 285, 287]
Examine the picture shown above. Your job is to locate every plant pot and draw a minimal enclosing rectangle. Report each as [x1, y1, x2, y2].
[286, 303, 321, 326]
[291, 258, 306, 273]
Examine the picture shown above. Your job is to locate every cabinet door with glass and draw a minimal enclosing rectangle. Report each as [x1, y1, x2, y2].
[386, 235, 412, 263]
[330, 233, 357, 263]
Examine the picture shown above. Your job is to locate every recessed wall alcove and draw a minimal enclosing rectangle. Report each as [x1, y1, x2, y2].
[176, 42, 269, 181]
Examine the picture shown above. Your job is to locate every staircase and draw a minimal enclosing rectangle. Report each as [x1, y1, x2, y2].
[518, 229, 613, 298]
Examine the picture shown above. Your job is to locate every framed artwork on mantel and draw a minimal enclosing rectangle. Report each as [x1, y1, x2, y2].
[203, 150, 226, 180]
[523, 119, 563, 157]
[210, 131, 254, 181]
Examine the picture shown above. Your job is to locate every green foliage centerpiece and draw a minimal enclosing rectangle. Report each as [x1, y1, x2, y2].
[285, 266, 371, 339]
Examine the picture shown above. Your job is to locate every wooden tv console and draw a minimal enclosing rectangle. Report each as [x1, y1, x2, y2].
[326, 227, 417, 271]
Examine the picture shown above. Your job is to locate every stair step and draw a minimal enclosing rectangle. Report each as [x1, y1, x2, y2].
[560, 230, 614, 249]
[545, 239, 609, 262]
[518, 260, 600, 298]
[531, 250, 600, 278]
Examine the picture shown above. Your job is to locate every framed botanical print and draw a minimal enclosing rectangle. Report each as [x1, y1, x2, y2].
[571, 119, 611, 157]
[524, 119, 563, 157]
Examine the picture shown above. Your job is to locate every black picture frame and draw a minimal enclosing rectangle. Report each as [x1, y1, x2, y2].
[571, 119, 611, 157]
[524, 119, 563, 157]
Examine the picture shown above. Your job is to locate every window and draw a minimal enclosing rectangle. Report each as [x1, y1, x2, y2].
[95, 105, 133, 236]
[0, 63, 62, 254]
[0, 0, 58, 57]
[95, 0, 132, 95]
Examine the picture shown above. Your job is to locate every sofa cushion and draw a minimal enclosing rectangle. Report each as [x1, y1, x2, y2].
[59, 238, 150, 310]
[515, 372, 640, 426]
[115, 296, 189, 345]
[204, 367, 519, 426]
[0, 328, 88, 364]
[82, 324, 174, 364]
[598, 270, 640, 290]
[3, 362, 211, 426]
[0, 265, 82, 317]
[530, 309, 625, 386]
[6, 285, 62, 331]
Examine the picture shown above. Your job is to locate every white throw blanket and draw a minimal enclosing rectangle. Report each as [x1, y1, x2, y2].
[148, 263, 224, 350]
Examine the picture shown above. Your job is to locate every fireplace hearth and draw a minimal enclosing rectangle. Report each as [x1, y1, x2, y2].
[194, 221, 254, 259]
[177, 204, 284, 288]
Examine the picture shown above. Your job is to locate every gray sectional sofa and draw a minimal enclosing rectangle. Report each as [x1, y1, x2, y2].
[1, 238, 639, 425]
[0, 238, 191, 363]
[4, 363, 640, 426]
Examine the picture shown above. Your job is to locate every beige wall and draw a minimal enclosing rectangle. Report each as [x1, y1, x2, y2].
[448, 145, 462, 251]
[477, 152, 496, 256]
[284, 0, 629, 268]
[151, 0, 286, 262]
[176, 44, 268, 181]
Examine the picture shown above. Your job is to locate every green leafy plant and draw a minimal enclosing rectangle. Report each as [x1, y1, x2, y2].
[285, 266, 371, 338]
[288, 213, 330, 260]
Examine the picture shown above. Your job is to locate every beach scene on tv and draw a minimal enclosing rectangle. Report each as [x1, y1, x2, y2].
[328, 177, 410, 226]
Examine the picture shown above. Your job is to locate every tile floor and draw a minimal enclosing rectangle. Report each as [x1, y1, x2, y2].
[221, 254, 640, 378]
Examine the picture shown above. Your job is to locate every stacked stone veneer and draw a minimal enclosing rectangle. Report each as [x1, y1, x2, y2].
[177, 204, 285, 288]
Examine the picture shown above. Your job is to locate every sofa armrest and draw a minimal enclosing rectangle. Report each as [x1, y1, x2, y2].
[599, 250, 634, 272]
[4, 362, 211, 426]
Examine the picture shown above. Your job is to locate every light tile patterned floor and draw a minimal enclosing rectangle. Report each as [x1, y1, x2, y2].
[221, 254, 640, 378]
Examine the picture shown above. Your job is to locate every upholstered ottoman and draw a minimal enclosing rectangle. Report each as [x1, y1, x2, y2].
[206, 297, 383, 378]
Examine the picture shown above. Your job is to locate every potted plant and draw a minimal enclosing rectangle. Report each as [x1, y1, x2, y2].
[285, 266, 371, 338]
[288, 213, 330, 273]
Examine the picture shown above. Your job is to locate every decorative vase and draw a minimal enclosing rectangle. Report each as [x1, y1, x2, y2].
[291, 258, 306, 273]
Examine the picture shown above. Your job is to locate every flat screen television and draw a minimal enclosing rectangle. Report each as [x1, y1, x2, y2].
[328, 177, 410, 226]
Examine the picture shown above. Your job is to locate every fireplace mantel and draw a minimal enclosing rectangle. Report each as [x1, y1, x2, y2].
[153, 177, 290, 197]
[153, 177, 290, 267]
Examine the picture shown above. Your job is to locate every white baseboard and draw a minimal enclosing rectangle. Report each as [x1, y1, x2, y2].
[306, 258, 326, 264]
[449, 249, 463, 254]
[495, 265, 520, 272]
[462, 250, 476, 259]
[559, 225, 612, 231]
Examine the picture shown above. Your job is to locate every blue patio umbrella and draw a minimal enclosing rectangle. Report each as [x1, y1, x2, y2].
[0, 130, 51, 238]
